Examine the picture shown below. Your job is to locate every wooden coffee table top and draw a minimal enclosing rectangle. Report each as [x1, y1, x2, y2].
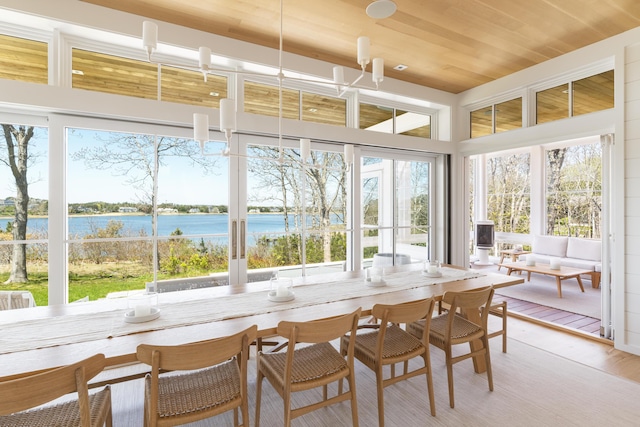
[500, 261, 592, 277]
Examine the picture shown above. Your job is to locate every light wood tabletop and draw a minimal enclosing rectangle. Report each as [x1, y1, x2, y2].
[0, 263, 523, 379]
[499, 261, 591, 298]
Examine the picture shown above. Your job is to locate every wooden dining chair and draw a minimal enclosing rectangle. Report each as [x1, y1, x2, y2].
[136, 324, 257, 427]
[255, 308, 361, 427]
[408, 285, 495, 409]
[437, 297, 508, 353]
[0, 353, 112, 426]
[341, 298, 436, 427]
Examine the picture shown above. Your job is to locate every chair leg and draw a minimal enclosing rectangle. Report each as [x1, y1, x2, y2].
[375, 365, 386, 427]
[502, 303, 508, 353]
[255, 370, 263, 427]
[348, 371, 360, 427]
[484, 336, 494, 392]
[423, 354, 436, 416]
[283, 391, 292, 427]
[445, 347, 455, 409]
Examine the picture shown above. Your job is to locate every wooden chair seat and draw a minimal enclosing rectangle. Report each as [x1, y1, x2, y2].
[150, 359, 240, 418]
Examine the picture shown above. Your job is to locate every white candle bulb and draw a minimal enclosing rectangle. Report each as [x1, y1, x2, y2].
[300, 138, 311, 161]
[219, 98, 236, 133]
[333, 66, 345, 86]
[372, 58, 384, 84]
[193, 113, 209, 144]
[142, 21, 158, 56]
[344, 144, 354, 165]
[357, 36, 370, 68]
[199, 46, 211, 70]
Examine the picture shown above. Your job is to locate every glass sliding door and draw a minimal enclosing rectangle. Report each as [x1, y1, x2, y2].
[241, 135, 349, 282]
[66, 123, 228, 300]
[360, 150, 435, 269]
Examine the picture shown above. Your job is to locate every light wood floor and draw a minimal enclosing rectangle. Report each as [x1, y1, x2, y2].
[505, 316, 640, 383]
[101, 317, 640, 425]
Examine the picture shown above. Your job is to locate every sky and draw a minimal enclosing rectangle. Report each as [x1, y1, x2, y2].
[1, 127, 232, 206]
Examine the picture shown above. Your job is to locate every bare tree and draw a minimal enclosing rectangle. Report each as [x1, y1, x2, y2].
[248, 146, 347, 263]
[71, 133, 218, 266]
[546, 148, 567, 235]
[1, 125, 35, 283]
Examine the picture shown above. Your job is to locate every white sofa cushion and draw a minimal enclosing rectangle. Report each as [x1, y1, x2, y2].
[566, 238, 601, 262]
[532, 235, 568, 258]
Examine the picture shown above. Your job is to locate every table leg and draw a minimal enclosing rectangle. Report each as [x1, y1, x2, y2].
[527, 272, 531, 282]
[555, 277, 563, 298]
[463, 308, 487, 374]
[498, 254, 506, 270]
[576, 275, 585, 292]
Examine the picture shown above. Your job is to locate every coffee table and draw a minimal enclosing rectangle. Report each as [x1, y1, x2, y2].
[498, 249, 531, 270]
[499, 261, 591, 298]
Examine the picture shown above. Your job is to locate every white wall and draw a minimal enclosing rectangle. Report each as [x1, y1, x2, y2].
[623, 42, 640, 351]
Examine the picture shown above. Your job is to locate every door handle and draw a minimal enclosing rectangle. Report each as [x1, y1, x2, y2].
[231, 219, 238, 260]
[240, 219, 246, 259]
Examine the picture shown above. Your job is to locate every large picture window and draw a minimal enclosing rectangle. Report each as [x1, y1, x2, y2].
[545, 143, 602, 237]
[486, 153, 531, 234]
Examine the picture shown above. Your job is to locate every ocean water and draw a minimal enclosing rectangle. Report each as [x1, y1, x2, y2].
[0, 213, 343, 241]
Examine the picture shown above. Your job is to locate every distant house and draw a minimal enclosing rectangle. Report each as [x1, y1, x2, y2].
[157, 207, 178, 214]
[248, 208, 260, 213]
[3, 198, 14, 206]
[209, 206, 220, 214]
[188, 208, 200, 213]
[118, 206, 137, 213]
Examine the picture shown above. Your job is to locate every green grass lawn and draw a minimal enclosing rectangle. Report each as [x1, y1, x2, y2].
[0, 272, 152, 306]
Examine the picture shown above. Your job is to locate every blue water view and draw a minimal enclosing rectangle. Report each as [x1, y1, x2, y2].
[0, 213, 343, 243]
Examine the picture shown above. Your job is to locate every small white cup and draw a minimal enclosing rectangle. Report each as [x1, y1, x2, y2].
[550, 258, 561, 270]
[270, 278, 293, 297]
[369, 267, 384, 283]
[128, 292, 157, 318]
[525, 255, 536, 266]
[425, 260, 440, 274]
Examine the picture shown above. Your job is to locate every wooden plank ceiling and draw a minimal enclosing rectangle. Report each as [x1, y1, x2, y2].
[81, 0, 640, 94]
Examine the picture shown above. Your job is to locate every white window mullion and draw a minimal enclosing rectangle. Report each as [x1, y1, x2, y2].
[48, 114, 68, 305]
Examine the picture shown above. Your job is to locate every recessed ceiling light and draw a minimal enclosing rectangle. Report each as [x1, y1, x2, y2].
[71, 69, 84, 75]
[209, 91, 220, 97]
[394, 64, 408, 71]
[366, 0, 397, 19]
[308, 108, 318, 113]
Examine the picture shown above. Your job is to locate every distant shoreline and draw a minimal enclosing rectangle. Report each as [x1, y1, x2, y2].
[0, 211, 284, 220]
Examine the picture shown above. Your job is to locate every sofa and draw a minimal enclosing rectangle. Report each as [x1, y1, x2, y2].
[518, 235, 602, 288]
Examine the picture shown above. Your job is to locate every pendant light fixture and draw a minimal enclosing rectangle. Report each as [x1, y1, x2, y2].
[141, 0, 376, 163]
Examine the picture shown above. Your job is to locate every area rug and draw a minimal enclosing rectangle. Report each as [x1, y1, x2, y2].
[493, 271, 601, 319]
[116, 338, 639, 426]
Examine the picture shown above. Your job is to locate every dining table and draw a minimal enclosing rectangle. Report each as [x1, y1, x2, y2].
[0, 263, 523, 380]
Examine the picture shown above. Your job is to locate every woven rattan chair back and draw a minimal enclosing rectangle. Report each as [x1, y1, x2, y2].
[345, 298, 436, 427]
[255, 308, 362, 427]
[136, 324, 257, 427]
[0, 353, 112, 427]
[410, 285, 495, 408]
